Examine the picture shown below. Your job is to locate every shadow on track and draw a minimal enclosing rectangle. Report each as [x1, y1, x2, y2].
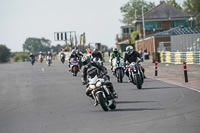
[110, 108, 164, 112]
[116, 101, 157, 104]
[142, 86, 180, 90]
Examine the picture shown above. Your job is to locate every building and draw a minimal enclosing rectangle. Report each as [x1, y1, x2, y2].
[116, 1, 199, 54]
[134, 1, 197, 39]
[115, 25, 135, 52]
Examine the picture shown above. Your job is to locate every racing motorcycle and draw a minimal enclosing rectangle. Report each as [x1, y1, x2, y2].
[92, 57, 103, 66]
[46, 56, 52, 66]
[60, 53, 65, 64]
[127, 60, 144, 89]
[38, 54, 43, 63]
[112, 56, 125, 82]
[69, 57, 79, 76]
[86, 70, 116, 111]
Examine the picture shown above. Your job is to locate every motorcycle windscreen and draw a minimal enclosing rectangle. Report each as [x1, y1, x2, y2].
[87, 68, 98, 79]
[116, 56, 120, 64]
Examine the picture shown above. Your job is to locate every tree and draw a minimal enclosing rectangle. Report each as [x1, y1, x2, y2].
[0, 44, 11, 63]
[23, 37, 51, 54]
[51, 44, 62, 54]
[166, 0, 182, 10]
[131, 31, 139, 44]
[183, 0, 200, 27]
[120, 0, 155, 25]
[13, 52, 29, 62]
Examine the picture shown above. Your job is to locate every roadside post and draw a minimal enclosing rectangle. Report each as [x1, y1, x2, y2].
[155, 58, 158, 76]
[183, 62, 188, 82]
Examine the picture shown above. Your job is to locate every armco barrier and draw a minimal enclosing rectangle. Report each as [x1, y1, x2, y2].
[159, 51, 200, 65]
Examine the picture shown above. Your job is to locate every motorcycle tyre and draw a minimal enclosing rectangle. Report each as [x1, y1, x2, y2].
[135, 74, 142, 89]
[109, 100, 116, 110]
[140, 71, 144, 85]
[97, 93, 109, 111]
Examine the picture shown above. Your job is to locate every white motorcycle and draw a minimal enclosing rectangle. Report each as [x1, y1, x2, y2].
[87, 70, 116, 111]
[112, 56, 125, 82]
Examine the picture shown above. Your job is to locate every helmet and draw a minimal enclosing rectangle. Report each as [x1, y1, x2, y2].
[39, 51, 42, 54]
[81, 55, 91, 66]
[113, 48, 118, 54]
[30, 53, 33, 55]
[48, 51, 50, 54]
[126, 45, 133, 55]
[93, 48, 98, 53]
[72, 49, 76, 55]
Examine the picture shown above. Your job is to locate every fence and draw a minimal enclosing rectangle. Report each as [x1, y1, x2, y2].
[171, 34, 200, 52]
[159, 51, 200, 64]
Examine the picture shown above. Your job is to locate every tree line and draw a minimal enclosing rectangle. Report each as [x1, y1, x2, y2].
[0, 37, 112, 63]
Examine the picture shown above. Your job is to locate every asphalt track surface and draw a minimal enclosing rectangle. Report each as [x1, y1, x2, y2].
[0, 61, 200, 133]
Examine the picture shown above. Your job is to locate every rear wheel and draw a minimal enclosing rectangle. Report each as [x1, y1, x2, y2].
[97, 93, 109, 111]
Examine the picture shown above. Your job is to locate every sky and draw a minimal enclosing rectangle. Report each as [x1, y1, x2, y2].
[0, 0, 185, 52]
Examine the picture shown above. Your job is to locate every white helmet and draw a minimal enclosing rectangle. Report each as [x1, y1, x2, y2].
[48, 51, 50, 54]
[126, 45, 133, 55]
[30, 53, 33, 55]
[39, 51, 42, 54]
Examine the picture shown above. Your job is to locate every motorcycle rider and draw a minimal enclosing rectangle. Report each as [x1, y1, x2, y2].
[46, 51, 52, 63]
[68, 49, 79, 68]
[73, 46, 83, 68]
[91, 48, 103, 61]
[60, 50, 66, 61]
[124, 45, 146, 80]
[110, 48, 123, 70]
[29, 53, 35, 62]
[38, 51, 43, 61]
[81, 55, 118, 106]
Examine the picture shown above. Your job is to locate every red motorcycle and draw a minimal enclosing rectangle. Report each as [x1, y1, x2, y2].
[69, 57, 80, 76]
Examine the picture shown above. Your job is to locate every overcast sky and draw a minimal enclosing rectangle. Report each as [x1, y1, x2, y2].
[0, 0, 184, 52]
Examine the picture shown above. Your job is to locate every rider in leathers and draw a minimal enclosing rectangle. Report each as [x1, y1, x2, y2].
[91, 48, 103, 61]
[81, 55, 118, 106]
[68, 49, 79, 68]
[124, 45, 146, 79]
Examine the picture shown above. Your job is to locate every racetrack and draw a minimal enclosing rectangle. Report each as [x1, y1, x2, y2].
[0, 61, 200, 133]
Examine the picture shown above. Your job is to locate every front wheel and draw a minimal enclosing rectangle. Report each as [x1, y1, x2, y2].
[73, 66, 78, 76]
[109, 100, 116, 110]
[135, 74, 142, 89]
[97, 93, 109, 111]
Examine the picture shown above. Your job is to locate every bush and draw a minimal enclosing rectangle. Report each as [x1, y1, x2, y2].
[0, 44, 11, 63]
[152, 52, 160, 63]
[14, 52, 29, 62]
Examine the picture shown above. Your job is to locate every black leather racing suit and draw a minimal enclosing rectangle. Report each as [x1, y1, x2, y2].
[29, 55, 35, 61]
[92, 52, 103, 61]
[81, 62, 116, 97]
[124, 51, 145, 77]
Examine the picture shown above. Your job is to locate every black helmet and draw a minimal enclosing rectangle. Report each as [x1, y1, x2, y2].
[81, 55, 91, 66]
